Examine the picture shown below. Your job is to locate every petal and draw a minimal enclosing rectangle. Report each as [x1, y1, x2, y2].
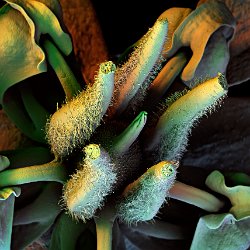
[0, 188, 20, 249]
[12, 183, 61, 249]
[0, 186, 21, 200]
[182, 31, 230, 87]
[108, 18, 168, 117]
[190, 213, 250, 250]
[166, 0, 235, 81]
[6, 0, 72, 55]
[0, 4, 46, 103]
[157, 7, 192, 56]
[110, 111, 147, 155]
[62, 144, 116, 222]
[49, 212, 88, 250]
[46, 61, 115, 158]
[145, 74, 227, 162]
[206, 170, 250, 220]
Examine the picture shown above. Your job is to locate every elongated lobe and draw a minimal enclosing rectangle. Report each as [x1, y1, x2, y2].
[145, 73, 228, 161]
[7, 0, 72, 55]
[109, 18, 168, 117]
[46, 61, 115, 159]
[0, 160, 67, 188]
[169, 181, 224, 212]
[62, 144, 116, 222]
[116, 161, 177, 224]
[110, 111, 147, 155]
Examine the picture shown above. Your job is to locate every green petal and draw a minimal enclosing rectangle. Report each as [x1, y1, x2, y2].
[0, 186, 21, 200]
[165, 1, 235, 81]
[62, 144, 116, 222]
[111, 111, 147, 155]
[145, 73, 227, 161]
[109, 18, 168, 117]
[0, 3, 46, 104]
[206, 170, 250, 220]
[12, 183, 62, 249]
[49, 212, 88, 250]
[6, 0, 72, 55]
[190, 213, 250, 250]
[0, 187, 20, 249]
[46, 61, 115, 158]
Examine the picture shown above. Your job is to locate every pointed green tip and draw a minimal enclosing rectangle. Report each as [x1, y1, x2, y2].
[140, 110, 148, 117]
[135, 111, 148, 124]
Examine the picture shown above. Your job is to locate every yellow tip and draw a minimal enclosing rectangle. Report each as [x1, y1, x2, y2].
[84, 144, 101, 160]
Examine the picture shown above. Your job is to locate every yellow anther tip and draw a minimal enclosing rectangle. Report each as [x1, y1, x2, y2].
[84, 144, 101, 160]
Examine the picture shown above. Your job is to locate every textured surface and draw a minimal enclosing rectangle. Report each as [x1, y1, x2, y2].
[0, 110, 27, 151]
[181, 95, 250, 174]
[217, 0, 250, 85]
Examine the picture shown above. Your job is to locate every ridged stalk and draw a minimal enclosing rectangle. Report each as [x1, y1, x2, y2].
[169, 181, 224, 212]
[0, 160, 67, 188]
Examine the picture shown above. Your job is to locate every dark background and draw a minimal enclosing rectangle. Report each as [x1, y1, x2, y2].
[91, 0, 250, 95]
[91, 0, 200, 57]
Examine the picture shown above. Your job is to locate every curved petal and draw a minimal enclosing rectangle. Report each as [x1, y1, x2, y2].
[0, 4, 46, 103]
[190, 213, 250, 250]
[182, 30, 230, 87]
[6, 0, 72, 55]
[166, 0, 235, 82]
[46, 61, 115, 158]
[116, 161, 177, 224]
[157, 7, 192, 56]
[145, 74, 227, 162]
[108, 18, 168, 117]
[62, 144, 116, 222]
[0, 187, 20, 250]
[0, 186, 21, 200]
[206, 170, 250, 220]
[12, 183, 62, 249]
[49, 212, 88, 250]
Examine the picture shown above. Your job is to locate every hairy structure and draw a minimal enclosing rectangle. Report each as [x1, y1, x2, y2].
[62, 144, 116, 222]
[116, 161, 177, 224]
[109, 18, 168, 116]
[46, 61, 116, 158]
[0, 1, 238, 248]
[145, 73, 228, 161]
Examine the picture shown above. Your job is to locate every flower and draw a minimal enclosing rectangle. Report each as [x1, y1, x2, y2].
[1, 0, 249, 249]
